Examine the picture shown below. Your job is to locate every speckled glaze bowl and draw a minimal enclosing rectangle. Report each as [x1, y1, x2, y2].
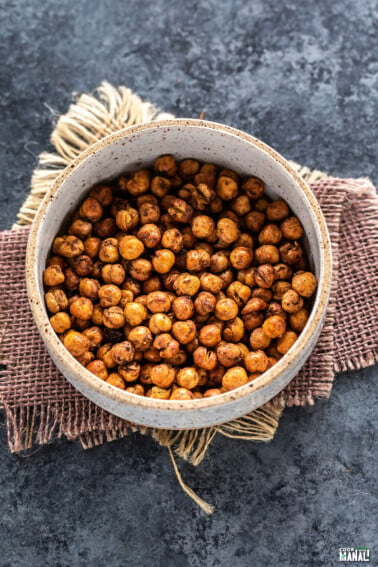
[26, 119, 332, 429]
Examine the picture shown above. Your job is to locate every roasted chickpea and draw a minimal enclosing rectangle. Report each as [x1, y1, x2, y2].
[127, 326, 153, 351]
[124, 169, 151, 196]
[186, 249, 211, 272]
[142, 276, 161, 294]
[128, 259, 152, 282]
[175, 367, 199, 390]
[126, 384, 145, 396]
[145, 291, 171, 314]
[150, 364, 176, 389]
[241, 297, 268, 315]
[68, 219, 92, 239]
[279, 242, 303, 265]
[231, 194, 251, 216]
[77, 278, 99, 301]
[100, 263, 125, 285]
[50, 312, 71, 334]
[76, 351, 95, 366]
[118, 235, 144, 261]
[137, 202, 159, 226]
[82, 326, 103, 349]
[169, 297, 192, 321]
[79, 197, 103, 223]
[103, 306, 125, 329]
[84, 236, 101, 258]
[219, 269, 234, 290]
[146, 386, 171, 399]
[277, 331, 298, 354]
[258, 224, 282, 245]
[235, 233, 254, 249]
[288, 308, 309, 332]
[226, 281, 251, 306]
[272, 280, 291, 301]
[193, 346, 217, 370]
[281, 289, 304, 313]
[241, 176, 264, 199]
[150, 175, 172, 197]
[110, 341, 135, 364]
[154, 155, 177, 177]
[281, 217, 304, 240]
[216, 218, 240, 246]
[266, 199, 289, 221]
[190, 183, 216, 211]
[45, 288, 69, 313]
[106, 373, 126, 389]
[173, 273, 201, 296]
[266, 302, 287, 319]
[148, 313, 172, 335]
[215, 298, 239, 321]
[273, 263, 293, 281]
[97, 238, 118, 263]
[118, 362, 141, 383]
[124, 302, 148, 326]
[43, 265, 65, 287]
[170, 388, 195, 400]
[203, 388, 223, 397]
[255, 264, 275, 289]
[70, 254, 93, 277]
[245, 210, 265, 233]
[91, 304, 104, 326]
[177, 159, 199, 179]
[249, 327, 271, 350]
[255, 245, 280, 265]
[98, 284, 121, 308]
[69, 297, 93, 321]
[222, 367, 248, 391]
[153, 333, 180, 359]
[167, 197, 193, 224]
[237, 267, 256, 287]
[97, 343, 117, 368]
[292, 272, 317, 298]
[216, 342, 244, 367]
[198, 323, 222, 347]
[89, 184, 113, 207]
[63, 330, 90, 357]
[262, 315, 287, 339]
[47, 255, 65, 269]
[158, 228, 183, 253]
[171, 319, 196, 344]
[222, 317, 244, 343]
[87, 360, 109, 380]
[151, 249, 175, 275]
[230, 247, 253, 270]
[252, 287, 273, 302]
[94, 218, 117, 239]
[191, 215, 215, 240]
[215, 176, 238, 200]
[245, 350, 269, 373]
[115, 209, 137, 232]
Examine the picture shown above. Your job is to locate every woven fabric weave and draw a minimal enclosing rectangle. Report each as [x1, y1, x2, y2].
[1, 177, 377, 452]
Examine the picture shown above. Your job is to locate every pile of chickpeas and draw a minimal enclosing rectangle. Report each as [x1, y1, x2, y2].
[43, 155, 317, 401]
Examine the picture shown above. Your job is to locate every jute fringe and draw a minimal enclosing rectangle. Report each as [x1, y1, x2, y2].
[10, 82, 325, 513]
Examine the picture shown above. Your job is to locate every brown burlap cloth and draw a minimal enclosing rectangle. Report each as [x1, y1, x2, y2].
[0, 84, 377, 512]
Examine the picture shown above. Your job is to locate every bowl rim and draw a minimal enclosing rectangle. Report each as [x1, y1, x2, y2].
[26, 118, 332, 413]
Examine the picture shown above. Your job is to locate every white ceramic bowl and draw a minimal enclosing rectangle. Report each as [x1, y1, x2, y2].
[26, 119, 332, 429]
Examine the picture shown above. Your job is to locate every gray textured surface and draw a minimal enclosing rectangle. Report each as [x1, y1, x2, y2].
[0, 1, 377, 566]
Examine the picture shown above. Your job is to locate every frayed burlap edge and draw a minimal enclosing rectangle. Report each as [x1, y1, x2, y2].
[8, 82, 329, 513]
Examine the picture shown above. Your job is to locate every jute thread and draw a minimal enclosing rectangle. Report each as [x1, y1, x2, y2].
[8, 82, 376, 514]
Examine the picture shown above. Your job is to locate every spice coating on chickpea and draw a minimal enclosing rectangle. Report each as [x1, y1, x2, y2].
[45, 155, 316, 398]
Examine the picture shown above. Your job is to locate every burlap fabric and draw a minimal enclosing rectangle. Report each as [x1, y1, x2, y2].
[0, 85, 377, 510]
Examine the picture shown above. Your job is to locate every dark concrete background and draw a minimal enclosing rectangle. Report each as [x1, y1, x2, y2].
[1, 1, 377, 566]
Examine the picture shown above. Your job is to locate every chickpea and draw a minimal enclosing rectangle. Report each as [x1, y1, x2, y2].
[190, 183, 216, 211]
[222, 367, 248, 391]
[166, 197, 194, 224]
[170, 388, 195, 400]
[79, 197, 103, 223]
[245, 350, 269, 373]
[273, 263, 293, 281]
[50, 312, 71, 334]
[241, 297, 268, 315]
[118, 235, 144, 261]
[277, 331, 298, 354]
[47, 255, 66, 269]
[145, 291, 171, 314]
[215, 218, 240, 248]
[138, 202, 159, 226]
[110, 341, 135, 364]
[87, 360, 109, 380]
[124, 302, 148, 326]
[160, 228, 183, 253]
[173, 273, 201, 296]
[127, 326, 153, 351]
[151, 249, 175, 274]
[231, 194, 251, 216]
[82, 326, 103, 349]
[77, 278, 99, 301]
[97, 343, 117, 368]
[272, 280, 291, 301]
[252, 287, 273, 302]
[281, 289, 304, 313]
[176, 367, 200, 390]
[255, 264, 275, 289]
[125, 169, 151, 195]
[186, 249, 211, 272]
[45, 288, 68, 313]
[255, 198, 270, 212]
[116, 209, 137, 232]
[237, 267, 256, 287]
[69, 254, 93, 277]
[195, 242, 214, 255]
[262, 315, 286, 339]
[266, 199, 289, 221]
[266, 302, 287, 320]
[89, 185, 113, 207]
[172, 296, 194, 320]
[292, 272, 317, 298]
[76, 351, 95, 366]
[280, 217, 304, 240]
[147, 386, 171, 400]
[245, 210, 265, 233]
[177, 158, 199, 179]
[151, 175, 172, 197]
[235, 234, 253, 249]
[216, 342, 244, 367]
[168, 350, 187, 366]
[98, 238, 119, 263]
[118, 362, 141, 383]
[101, 263, 125, 285]
[249, 327, 271, 350]
[143, 276, 161, 294]
[98, 284, 121, 308]
[198, 273, 222, 294]
[103, 306, 125, 329]
[215, 176, 238, 200]
[222, 317, 244, 343]
[215, 298, 238, 321]
[279, 242, 303, 265]
[191, 215, 215, 240]
[91, 304, 104, 326]
[153, 333, 180, 359]
[126, 384, 145, 396]
[204, 388, 223, 397]
[94, 218, 117, 239]
[255, 245, 280, 265]
[219, 269, 234, 290]
[154, 155, 177, 177]
[226, 281, 251, 307]
[68, 219, 92, 239]
[193, 346, 217, 370]
[230, 247, 253, 270]
[129, 259, 152, 282]
[199, 323, 222, 347]
[63, 330, 90, 357]
[171, 319, 196, 344]
[43, 265, 65, 287]
[258, 224, 282, 245]
[288, 308, 309, 332]
[84, 236, 101, 258]
[106, 373, 126, 389]
[149, 313, 172, 334]
[193, 292, 216, 316]
[69, 297, 93, 321]
[122, 278, 141, 296]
